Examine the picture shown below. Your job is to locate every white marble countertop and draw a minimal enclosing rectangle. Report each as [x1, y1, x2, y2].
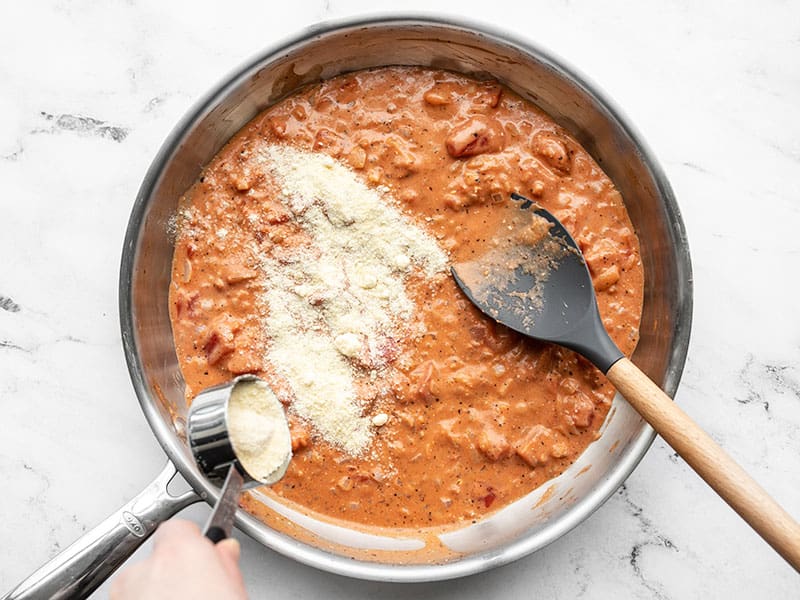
[1, 1, 798, 598]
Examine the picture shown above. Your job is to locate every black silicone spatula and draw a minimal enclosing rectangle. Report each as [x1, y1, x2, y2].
[451, 193, 800, 572]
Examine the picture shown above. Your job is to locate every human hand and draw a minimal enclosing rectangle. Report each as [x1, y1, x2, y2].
[110, 520, 247, 600]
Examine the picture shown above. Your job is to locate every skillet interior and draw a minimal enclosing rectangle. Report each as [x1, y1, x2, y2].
[120, 15, 692, 582]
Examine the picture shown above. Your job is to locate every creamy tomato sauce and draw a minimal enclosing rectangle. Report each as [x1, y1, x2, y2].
[170, 67, 643, 532]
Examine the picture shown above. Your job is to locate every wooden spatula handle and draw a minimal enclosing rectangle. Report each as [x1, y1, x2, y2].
[606, 357, 800, 571]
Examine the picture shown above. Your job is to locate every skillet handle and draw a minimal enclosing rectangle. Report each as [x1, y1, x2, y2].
[607, 357, 800, 572]
[1, 461, 200, 600]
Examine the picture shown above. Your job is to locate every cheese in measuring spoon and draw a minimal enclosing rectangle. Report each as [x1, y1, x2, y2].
[228, 379, 292, 485]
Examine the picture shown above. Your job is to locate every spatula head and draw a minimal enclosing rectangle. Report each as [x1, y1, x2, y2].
[451, 193, 623, 373]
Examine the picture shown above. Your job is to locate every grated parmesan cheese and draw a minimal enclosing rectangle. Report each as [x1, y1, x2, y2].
[228, 379, 292, 485]
[333, 332, 362, 358]
[257, 145, 448, 456]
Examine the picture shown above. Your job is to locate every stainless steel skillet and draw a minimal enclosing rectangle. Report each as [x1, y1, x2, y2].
[1, 14, 692, 599]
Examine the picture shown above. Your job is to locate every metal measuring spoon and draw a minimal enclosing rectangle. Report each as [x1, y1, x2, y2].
[451, 192, 800, 572]
[187, 374, 292, 543]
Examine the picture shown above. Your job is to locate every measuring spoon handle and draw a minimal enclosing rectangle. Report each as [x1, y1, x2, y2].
[606, 357, 800, 572]
[203, 464, 244, 543]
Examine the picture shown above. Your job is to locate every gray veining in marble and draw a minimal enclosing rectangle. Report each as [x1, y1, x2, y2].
[1, 0, 798, 598]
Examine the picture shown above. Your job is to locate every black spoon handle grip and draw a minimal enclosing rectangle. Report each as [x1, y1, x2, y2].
[205, 526, 227, 544]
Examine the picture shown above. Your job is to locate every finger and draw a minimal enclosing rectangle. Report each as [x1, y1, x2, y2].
[217, 538, 241, 564]
[153, 519, 201, 550]
[108, 560, 145, 599]
[108, 570, 128, 600]
[215, 538, 248, 595]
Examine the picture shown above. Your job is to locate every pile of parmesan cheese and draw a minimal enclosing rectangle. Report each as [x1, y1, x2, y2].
[256, 145, 447, 456]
